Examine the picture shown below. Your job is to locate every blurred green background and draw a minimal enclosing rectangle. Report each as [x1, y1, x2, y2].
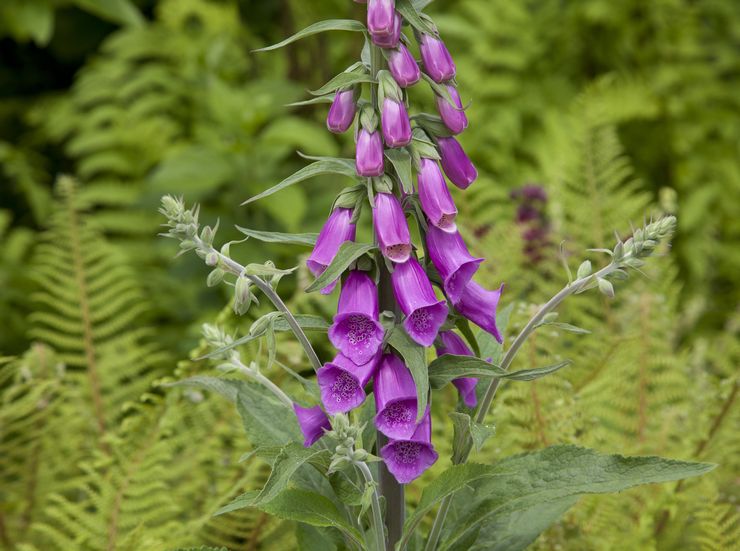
[0, 1, 737, 550]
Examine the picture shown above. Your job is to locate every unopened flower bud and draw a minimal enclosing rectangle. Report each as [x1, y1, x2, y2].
[419, 33, 456, 83]
[356, 129, 385, 176]
[327, 88, 357, 133]
[388, 43, 421, 88]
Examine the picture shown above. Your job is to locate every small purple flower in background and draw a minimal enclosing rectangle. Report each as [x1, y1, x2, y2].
[426, 225, 483, 303]
[317, 352, 379, 414]
[455, 280, 504, 343]
[417, 157, 457, 233]
[374, 354, 419, 439]
[307, 208, 356, 294]
[328, 271, 384, 365]
[371, 11, 402, 47]
[293, 403, 331, 447]
[373, 192, 412, 263]
[419, 33, 455, 83]
[356, 129, 385, 176]
[436, 85, 468, 135]
[435, 331, 478, 408]
[327, 88, 357, 133]
[367, 0, 396, 38]
[391, 257, 447, 346]
[511, 184, 550, 263]
[388, 43, 421, 88]
[381, 97, 412, 147]
[437, 136, 478, 189]
[380, 408, 438, 483]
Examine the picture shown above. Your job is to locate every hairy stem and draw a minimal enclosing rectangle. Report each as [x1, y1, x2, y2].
[230, 357, 294, 408]
[198, 238, 322, 373]
[422, 264, 616, 551]
[357, 461, 387, 551]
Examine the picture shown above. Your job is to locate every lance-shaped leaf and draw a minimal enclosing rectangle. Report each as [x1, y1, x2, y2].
[286, 95, 335, 107]
[216, 488, 363, 546]
[242, 159, 357, 205]
[252, 443, 331, 505]
[385, 148, 413, 194]
[309, 71, 375, 96]
[198, 315, 329, 359]
[305, 242, 376, 293]
[427, 355, 571, 389]
[398, 463, 503, 550]
[387, 327, 429, 422]
[254, 19, 366, 52]
[449, 412, 495, 458]
[236, 226, 318, 246]
[441, 445, 716, 551]
[397, 0, 436, 35]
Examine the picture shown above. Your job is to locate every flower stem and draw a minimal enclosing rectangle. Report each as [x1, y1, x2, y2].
[229, 357, 294, 408]
[422, 264, 616, 551]
[199, 238, 323, 373]
[357, 461, 387, 551]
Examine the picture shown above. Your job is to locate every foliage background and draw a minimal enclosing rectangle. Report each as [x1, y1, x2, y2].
[0, 0, 737, 549]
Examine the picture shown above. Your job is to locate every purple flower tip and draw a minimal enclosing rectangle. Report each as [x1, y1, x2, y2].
[391, 257, 447, 346]
[356, 129, 385, 177]
[318, 353, 379, 415]
[371, 10, 402, 48]
[418, 157, 457, 233]
[437, 136, 478, 189]
[307, 208, 357, 294]
[327, 89, 357, 134]
[373, 192, 412, 263]
[293, 403, 331, 447]
[436, 331, 479, 408]
[436, 84, 468, 135]
[380, 410, 438, 484]
[419, 33, 456, 83]
[382, 98, 412, 148]
[374, 354, 418, 439]
[328, 271, 384, 365]
[455, 281, 505, 343]
[426, 225, 483, 303]
[368, 0, 396, 39]
[388, 43, 421, 88]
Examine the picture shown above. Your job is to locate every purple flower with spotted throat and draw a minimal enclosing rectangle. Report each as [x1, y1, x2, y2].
[307, 208, 356, 294]
[417, 157, 457, 233]
[425, 225, 483, 303]
[436, 85, 468, 135]
[456, 280, 504, 343]
[374, 354, 419, 439]
[373, 192, 412, 263]
[382, 97, 412, 147]
[388, 43, 421, 88]
[435, 331, 478, 408]
[356, 129, 385, 177]
[380, 408, 438, 483]
[317, 352, 379, 414]
[391, 257, 447, 346]
[293, 403, 331, 447]
[328, 271, 384, 365]
[437, 136, 478, 189]
[327, 88, 357, 133]
[419, 33, 455, 83]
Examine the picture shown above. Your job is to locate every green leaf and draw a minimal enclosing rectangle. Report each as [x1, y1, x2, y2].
[216, 488, 363, 545]
[167, 376, 243, 402]
[236, 383, 302, 448]
[73, 0, 144, 27]
[428, 356, 571, 388]
[251, 443, 330, 505]
[387, 328, 429, 422]
[396, 0, 436, 35]
[305, 242, 376, 293]
[442, 445, 716, 551]
[536, 321, 591, 335]
[449, 413, 495, 464]
[385, 148, 414, 194]
[199, 315, 330, 359]
[254, 20, 366, 52]
[242, 159, 357, 205]
[236, 227, 318, 246]
[287, 95, 336, 107]
[399, 464, 502, 549]
[309, 71, 374, 97]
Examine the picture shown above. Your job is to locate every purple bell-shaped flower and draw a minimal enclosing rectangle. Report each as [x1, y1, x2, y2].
[391, 257, 447, 346]
[293, 403, 332, 447]
[307, 208, 357, 294]
[425, 225, 483, 303]
[380, 409, 438, 484]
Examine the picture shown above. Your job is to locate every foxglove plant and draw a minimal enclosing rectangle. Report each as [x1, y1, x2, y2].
[159, 4, 713, 551]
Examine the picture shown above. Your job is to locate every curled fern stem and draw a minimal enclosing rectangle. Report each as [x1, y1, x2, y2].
[356, 461, 387, 551]
[196, 237, 323, 373]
